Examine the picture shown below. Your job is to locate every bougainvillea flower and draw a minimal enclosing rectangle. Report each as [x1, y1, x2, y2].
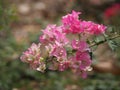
[62, 10, 82, 34]
[69, 55, 91, 78]
[58, 61, 70, 71]
[71, 40, 89, 51]
[40, 25, 69, 45]
[20, 43, 41, 63]
[39, 25, 56, 44]
[20, 43, 46, 72]
[76, 51, 92, 70]
[80, 21, 107, 35]
[20, 10, 107, 78]
[104, 3, 120, 19]
[50, 45, 67, 61]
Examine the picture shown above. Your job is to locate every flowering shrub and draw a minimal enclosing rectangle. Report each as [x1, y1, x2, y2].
[20, 11, 107, 78]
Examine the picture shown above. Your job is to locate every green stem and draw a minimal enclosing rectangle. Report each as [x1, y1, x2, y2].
[89, 35, 120, 48]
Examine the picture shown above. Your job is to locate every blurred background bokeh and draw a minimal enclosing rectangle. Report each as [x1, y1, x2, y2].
[0, 0, 120, 90]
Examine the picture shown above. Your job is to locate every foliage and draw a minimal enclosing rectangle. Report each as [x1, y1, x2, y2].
[0, 0, 16, 31]
[0, 0, 120, 90]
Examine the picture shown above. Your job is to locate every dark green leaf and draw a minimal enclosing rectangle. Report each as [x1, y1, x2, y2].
[108, 40, 118, 51]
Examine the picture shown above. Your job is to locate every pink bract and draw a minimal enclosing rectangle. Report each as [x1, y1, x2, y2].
[20, 10, 107, 78]
[80, 21, 107, 35]
[76, 51, 92, 70]
[20, 43, 46, 72]
[40, 25, 69, 45]
[50, 45, 67, 61]
[62, 10, 106, 35]
[59, 61, 70, 71]
[62, 10, 82, 34]
[71, 40, 89, 51]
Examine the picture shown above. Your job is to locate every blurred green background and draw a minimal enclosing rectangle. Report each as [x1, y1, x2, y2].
[0, 0, 120, 90]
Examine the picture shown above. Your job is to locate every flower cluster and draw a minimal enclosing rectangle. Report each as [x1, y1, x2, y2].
[104, 3, 120, 19]
[20, 43, 46, 72]
[20, 10, 107, 78]
[62, 11, 106, 35]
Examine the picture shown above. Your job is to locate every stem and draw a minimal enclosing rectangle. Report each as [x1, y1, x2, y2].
[78, 34, 81, 40]
[89, 35, 120, 48]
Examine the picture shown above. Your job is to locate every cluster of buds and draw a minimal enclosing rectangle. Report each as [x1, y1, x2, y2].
[20, 11, 107, 78]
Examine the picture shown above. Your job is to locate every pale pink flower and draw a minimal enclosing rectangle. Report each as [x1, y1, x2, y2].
[40, 25, 69, 45]
[68, 56, 87, 78]
[58, 61, 70, 71]
[76, 51, 92, 70]
[50, 45, 67, 61]
[20, 43, 41, 63]
[71, 40, 89, 51]
[39, 25, 56, 44]
[69, 56, 81, 69]
[53, 28, 69, 45]
[20, 43, 46, 72]
[36, 62, 46, 72]
[68, 51, 92, 78]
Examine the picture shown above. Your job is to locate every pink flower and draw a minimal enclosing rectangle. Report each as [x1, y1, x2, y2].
[59, 61, 70, 71]
[62, 10, 81, 23]
[68, 56, 89, 78]
[20, 43, 41, 63]
[71, 40, 89, 51]
[68, 51, 92, 78]
[20, 10, 108, 77]
[92, 24, 107, 35]
[50, 45, 67, 61]
[62, 10, 82, 34]
[62, 10, 107, 35]
[69, 56, 81, 69]
[76, 51, 91, 70]
[80, 21, 93, 32]
[40, 25, 69, 45]
[80, 21, 107, 35]
[53, 27, 69, 45]
[20, 43, 46, 72]
[39, 25, 56, 44]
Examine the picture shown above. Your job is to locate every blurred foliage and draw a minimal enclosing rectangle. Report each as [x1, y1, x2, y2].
[0, 0, 16, 31]
[0, 0, 120, 90]
[82, 73, 120, 90]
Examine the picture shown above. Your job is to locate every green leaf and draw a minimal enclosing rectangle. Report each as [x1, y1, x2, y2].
[107, 26, 114, 33]
[108, 40, 118, 51]
[94, 36, 104, 43]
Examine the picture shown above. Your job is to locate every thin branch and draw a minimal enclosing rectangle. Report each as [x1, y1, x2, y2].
[89, 34, 120, 48]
